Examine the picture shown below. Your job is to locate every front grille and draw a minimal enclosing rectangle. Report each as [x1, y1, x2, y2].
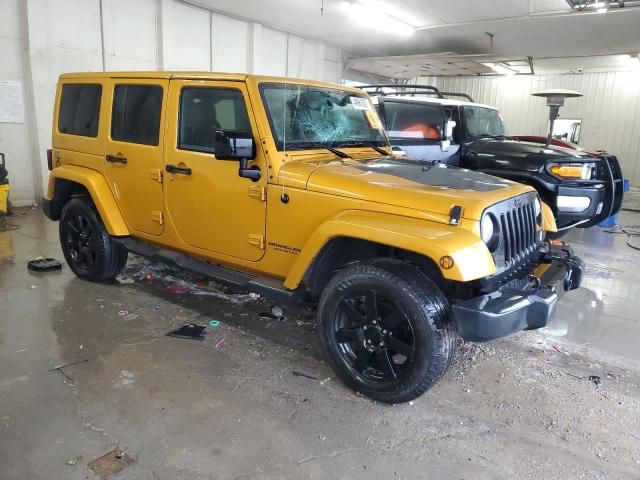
[499, 202, 537, 264]
[483, 192, 541, 274]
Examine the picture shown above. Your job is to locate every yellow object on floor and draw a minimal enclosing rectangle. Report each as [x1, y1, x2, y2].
[0, 183, 9, 215]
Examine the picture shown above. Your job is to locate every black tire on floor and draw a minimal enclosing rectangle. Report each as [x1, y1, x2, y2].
[317, 259, 458, 404]
[59, 197, 128, 282]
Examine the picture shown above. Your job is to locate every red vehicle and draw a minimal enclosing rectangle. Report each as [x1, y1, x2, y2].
[510, 136, 605, 157]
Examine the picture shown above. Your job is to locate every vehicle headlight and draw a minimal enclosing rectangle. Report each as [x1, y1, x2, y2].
[480, 213, 499, 252]
[534, 196, 542, 223]
[548, 162, 596, 180]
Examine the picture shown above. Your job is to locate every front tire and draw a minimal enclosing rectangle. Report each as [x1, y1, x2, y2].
[59, 197, 128, 282]
[318, 259, 458, 404]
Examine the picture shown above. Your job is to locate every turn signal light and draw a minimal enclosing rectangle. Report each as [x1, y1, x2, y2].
[439, 256, 455, 270]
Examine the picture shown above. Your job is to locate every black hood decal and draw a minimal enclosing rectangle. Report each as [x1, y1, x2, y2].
[351, 157, 512, 192]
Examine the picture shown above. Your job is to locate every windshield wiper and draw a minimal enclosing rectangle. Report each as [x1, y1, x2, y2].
[334, 141, 389, 156]
[286, 142, 351, 158]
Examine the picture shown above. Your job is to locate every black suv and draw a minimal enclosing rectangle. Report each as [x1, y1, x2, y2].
[361, 85, 623, 232]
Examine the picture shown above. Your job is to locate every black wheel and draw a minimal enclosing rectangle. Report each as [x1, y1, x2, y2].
[318, 259, 458, 404]
[59, 197, 128, 282]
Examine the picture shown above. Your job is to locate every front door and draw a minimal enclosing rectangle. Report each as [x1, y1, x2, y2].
[164, 80, 267, 261]
[104, 79, 168, 235]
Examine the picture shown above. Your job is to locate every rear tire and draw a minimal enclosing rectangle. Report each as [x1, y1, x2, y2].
[317, 259, 458, 404]
[59, 197, 128, 282]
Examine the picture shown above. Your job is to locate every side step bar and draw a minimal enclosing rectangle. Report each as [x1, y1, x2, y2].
[113, 237, 302, 304]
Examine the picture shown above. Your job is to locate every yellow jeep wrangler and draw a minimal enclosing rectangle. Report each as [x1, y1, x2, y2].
[43, 72, 584, 403]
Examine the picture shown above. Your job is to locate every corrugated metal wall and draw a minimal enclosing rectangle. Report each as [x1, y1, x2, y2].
[416, 73, 640, 186]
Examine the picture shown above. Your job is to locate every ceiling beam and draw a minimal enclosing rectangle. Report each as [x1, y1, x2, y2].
[416, 5, 636, 31]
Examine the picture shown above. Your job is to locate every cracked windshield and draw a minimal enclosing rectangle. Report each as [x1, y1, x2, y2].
[463, 105, 509, 138]
[260, 83, 387, 150]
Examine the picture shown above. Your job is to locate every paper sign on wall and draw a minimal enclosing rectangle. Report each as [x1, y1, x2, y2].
[0, 80, 25, 124]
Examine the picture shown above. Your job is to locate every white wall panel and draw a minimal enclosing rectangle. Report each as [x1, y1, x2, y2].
[417, 72, 640, 185]
[287, 36, 322, 79]
[254, 27, 287, 76]
[164, 2, 210, 70]
[211, 14, 248, 73]
[102, 0, 158, 70]
[0, 0, 37, 205]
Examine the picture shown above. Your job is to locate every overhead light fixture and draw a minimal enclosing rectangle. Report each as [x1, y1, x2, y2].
[482, 62, 517, 75]
[342, 1, 416, 36]
[564, 0, 631, 11]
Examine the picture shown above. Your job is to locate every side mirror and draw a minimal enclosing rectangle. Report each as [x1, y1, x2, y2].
[214, 130, 260, 181]
[440, 120, 456, 152]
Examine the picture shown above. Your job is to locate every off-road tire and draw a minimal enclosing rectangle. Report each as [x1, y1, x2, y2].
[318, 259, 458, 403]
[59, 197, 128, 282]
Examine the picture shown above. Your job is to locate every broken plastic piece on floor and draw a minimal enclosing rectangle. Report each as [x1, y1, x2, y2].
[167, 324, 206, 340]
[65, 457, 80, 466]
[215, 337, 226, 348]
[208, 320, 220, 328]
[27, 257, 62, 272]
[88, 448, 134, 478]
[292, 369, 319, 380]
[167, 281, 190, 294]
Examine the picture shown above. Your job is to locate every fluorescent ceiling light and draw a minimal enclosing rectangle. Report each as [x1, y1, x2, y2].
[482, 62, 517, 75]
[357, 0, 423, 27]
[342, 1, 416, 36]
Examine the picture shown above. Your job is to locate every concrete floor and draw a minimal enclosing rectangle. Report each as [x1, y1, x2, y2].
[1, 205, 640, 479]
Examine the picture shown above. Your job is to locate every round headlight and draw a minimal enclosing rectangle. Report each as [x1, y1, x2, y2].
[480, 214, 500, 252]
[481, 214, 494, 244]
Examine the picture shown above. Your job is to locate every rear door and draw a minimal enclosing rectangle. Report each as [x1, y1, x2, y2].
[104, 78, 168, 236]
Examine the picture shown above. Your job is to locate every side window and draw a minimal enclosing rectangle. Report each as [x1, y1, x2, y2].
[58, 84, 102, 137]
[111, 85, 163, 146]
[178, 87, 251, 154]
[384, 101, 445, 143]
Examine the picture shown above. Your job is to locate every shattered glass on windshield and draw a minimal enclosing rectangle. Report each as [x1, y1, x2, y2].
[260, 83, 387, 149]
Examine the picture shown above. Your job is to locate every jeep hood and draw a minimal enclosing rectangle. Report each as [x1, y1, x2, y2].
[466, 138, 596, 171]
[285, 157, 534, 221]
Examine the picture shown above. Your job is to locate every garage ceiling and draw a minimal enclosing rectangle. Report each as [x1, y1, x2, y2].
[187, 0, 640, 74]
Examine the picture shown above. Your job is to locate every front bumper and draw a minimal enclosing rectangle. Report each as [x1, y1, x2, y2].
[451, 243, 584, 342]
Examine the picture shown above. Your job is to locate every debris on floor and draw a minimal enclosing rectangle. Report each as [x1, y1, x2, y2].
[65, 456, 81, 466]
[27, 257, 62, 272]
[215, 337, 226, 348]
[588, 375, 602, 386]
[292, 369, 319, 380]
[116, 256, 260, 304]
[260, 306, 286, 321]
[208, 320, 220, 328]
[167, 324, 206, 341]
[87, 448, 134, 479]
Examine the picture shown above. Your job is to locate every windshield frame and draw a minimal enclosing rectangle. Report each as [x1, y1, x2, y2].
[258, 82, 389, 151]
[461, 105, 509, 139]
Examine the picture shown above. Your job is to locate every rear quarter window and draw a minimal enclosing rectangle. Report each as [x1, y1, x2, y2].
[111, 85, 163, 146]
[58, 84, 102, 137]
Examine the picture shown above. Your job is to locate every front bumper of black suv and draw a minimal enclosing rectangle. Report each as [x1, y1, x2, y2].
[451, 242, 584, 342]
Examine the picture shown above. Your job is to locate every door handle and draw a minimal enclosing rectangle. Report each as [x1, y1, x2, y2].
[106, 154, 127, 164]
[166, 164, 192, 175]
